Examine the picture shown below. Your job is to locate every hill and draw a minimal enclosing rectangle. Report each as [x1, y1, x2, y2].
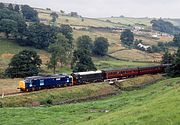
[0, 77, 179, 125]
[36, 9, 175, 62]
[99, 17, 180, 28]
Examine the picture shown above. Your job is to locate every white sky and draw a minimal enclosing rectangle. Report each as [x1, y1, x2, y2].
[0, 0, 180, 18]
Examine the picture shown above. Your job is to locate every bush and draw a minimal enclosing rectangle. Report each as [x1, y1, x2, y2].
[40, 98, 53, 105]
[0, 69, 5, 78]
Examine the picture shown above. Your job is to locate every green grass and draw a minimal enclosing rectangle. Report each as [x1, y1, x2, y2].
[0, 77, 179, 125]
[0, 38, 36, 55]
[99, 17, 152, 26]
[0, 38, 50, 73]
[94, 57, 158, 69]
[0, 83, 117, 107]
[38, 11, 126, 28]
[0, 38, 35, 70]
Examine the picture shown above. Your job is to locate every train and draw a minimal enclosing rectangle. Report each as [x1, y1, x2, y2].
[18, 64, 168, 92]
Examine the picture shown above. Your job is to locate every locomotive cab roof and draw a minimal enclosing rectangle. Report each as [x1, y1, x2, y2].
[73, 70, 102, 76]
[25, 74, 71, 81]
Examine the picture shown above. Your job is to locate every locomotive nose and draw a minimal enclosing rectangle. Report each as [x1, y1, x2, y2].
[18, 81, 25, 91]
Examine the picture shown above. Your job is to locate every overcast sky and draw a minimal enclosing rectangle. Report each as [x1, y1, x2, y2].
[0, 0, 180, 18]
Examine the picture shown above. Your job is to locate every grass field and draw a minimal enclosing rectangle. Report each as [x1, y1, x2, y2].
[38, 12, 125, 28]
[109, 49, 162, 62]
[0, 38, 52, 73]
[93, 57, 158, 69]
[99, 17, 180, 28]
[0, 77, 179, 125]
[99, 17, 152, 26]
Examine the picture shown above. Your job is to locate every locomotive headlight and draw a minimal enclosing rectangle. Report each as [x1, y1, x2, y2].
[18, 81, 25, 90]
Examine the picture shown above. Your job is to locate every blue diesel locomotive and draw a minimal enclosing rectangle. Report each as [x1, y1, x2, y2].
[18, 74, 73, 92]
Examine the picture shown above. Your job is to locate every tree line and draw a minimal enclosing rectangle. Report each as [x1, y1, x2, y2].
[5, 35, 109, 77]
[151, 19, 180, 35]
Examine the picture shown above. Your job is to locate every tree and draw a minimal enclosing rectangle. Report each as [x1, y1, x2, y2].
[5, 50, 42, 78]
[173, 34, 180, 47]
[0, 8, 27, 39]
[77, 35, 93, 53]
[59, 24, 73, 42]
[50, 12, 58, 24]
[60, 10, 65, 15]
[120, 29, 134, 46]
[14, 5, 20, 12]
[48, 34, 73, 73]
[72, 49, 96, 72]
[170, 48, 180, 77]
[93, 37, 109, 56]
[0, 3, 4, 9]
[26, 23, 56, 49]
[21, 5, 39, 22]
[0, 19, 18, 38]
[8, 4, 14, 11]
[161, 51, 173, 64]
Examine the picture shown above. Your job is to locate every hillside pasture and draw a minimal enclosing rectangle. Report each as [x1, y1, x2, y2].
[38, 12, 125, 28]
[109, 49, 162, 62]
[99, 17, 152, 26]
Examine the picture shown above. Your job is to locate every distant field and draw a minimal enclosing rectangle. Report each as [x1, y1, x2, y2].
[38, 12, 125, 28]
[98, 17, 180, 28]
[99, 17, 152, 26]
[109, 49, 162, 62]
[165, 19, 180, 27]
[0, 77, 179, 125]
[93, 57, 158, 69]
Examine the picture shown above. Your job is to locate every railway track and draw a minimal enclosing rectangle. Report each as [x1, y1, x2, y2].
[1, 92, 22, 98]
[1, 80, 124, 98]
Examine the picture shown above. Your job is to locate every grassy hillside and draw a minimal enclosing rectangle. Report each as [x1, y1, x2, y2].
[0, 38, 50, 71]
[165, 19, 180, 28]
[38, 11, 125, 28]
[99, 17, 152, 26]
[73, 30, 165, 62]
[99, 17, 180, 28]
[0, 77, 179, 125]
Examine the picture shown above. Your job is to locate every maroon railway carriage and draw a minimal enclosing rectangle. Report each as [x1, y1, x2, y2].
[138, 65, 165, 75]
[102, 68, 139, 79]
[102, 65, 166, 80]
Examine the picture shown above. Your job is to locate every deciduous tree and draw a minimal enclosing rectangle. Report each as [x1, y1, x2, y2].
[77, 35, 93, 53]
[93, 37, 109, 56]
[48, 33, 73, 73]
[72, 49, 96, 72]
[26, 23, 56, 49]
[0, 19, 18, 38]
[120, 29, 134, 46]
[5, 50, 42, 78]
[21, 5, 39, 22]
